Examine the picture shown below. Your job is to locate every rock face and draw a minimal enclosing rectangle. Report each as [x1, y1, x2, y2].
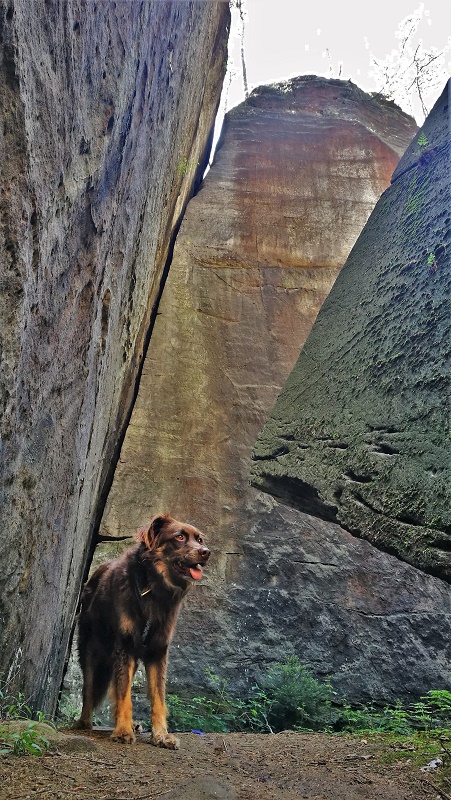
[251, 81, 451, 583]
[0, 0, 229, 713]
[92, 78, 451, 703]
[101, 77, 417, 539]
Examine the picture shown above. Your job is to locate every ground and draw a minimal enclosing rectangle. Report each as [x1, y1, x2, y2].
[0, 726, 449, 800]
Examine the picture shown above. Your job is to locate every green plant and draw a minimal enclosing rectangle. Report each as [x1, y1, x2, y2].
[427, 252, 437, 272]
[0, 674, 54, 756]
[0, 721, 50, 756]
[417, 131, 429, 149]
[421, 688, 451, 730]
[334, 702, 376, 732]
[167, 691, 237, 733]
[335, 690, 451, 736]
[167, 661, 335, 734]
[240, 685, 274, 732]
[176, 156, 200, 177]
[166, 666, 451, 740]
[261, 656, 335, 732]
[168, 670, 249, 733]
[55, 695, 81, 728]
[4, 694, 32, 720]
[0, 682, 32, 721]
[376, 702, 416, 735]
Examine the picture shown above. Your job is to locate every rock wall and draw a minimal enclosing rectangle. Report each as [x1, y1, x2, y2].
[251, 81, 451, 582]
[92, 78, 451, 703]
[101, 77, 417, 539]
[0, 0, 229, 713]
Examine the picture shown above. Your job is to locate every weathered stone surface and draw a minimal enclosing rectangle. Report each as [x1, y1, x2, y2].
[0, 0, 229, 712]
[251, 82, 451, 581]
[90, 78, 450, 704]
[171, 499, 451, 704]
[101, 77, 417, 539]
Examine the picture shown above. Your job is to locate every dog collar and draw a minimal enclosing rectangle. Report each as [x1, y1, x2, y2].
[135, 561, 153, 598]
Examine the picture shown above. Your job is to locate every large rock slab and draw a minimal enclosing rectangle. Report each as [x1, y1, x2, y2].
[0, 0, 229, 713]
[251, 82, 451, 581]
[101, 77, 417, 540]
[91, 78, 450, 704]
[170, 499, 451, 704]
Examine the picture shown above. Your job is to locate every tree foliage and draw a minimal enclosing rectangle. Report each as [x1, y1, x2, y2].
[368, 4, 451, 121]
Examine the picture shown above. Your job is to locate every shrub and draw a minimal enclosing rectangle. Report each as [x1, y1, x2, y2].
[168, 658, 335, 733]
[168, 664, 451, 737]
[260, 656, 335, 732]
[335, 701, 414, 735]
[335, 689, 451, 735]
[423, 688, 451, 729]
[167, 670, 249, 733]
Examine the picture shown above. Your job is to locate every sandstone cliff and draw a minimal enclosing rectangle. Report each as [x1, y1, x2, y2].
[0, 0, 229, 713]
[92, 78, 451, 703]
[252, 82, 451, 581]
[101, 77, 417, 539]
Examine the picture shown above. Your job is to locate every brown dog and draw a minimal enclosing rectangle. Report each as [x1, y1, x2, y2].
[73, 513, 210, 747]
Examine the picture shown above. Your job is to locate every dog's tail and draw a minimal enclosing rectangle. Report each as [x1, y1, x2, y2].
[78, 636, 113, 711]
[92, 663, 113, 709]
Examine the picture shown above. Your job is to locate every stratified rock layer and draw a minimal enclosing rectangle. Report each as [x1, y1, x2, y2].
[252, 82, 451, 581]
[0, 0, 229, 713]
[94, 78, 451, 703]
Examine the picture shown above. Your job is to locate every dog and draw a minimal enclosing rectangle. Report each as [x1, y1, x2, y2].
[73, 513, 210, 747]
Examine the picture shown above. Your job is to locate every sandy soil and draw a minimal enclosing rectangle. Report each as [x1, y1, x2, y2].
[0, 726, 447, 800]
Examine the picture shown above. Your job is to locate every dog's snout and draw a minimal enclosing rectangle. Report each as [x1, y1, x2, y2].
[199, 546, 210, 561]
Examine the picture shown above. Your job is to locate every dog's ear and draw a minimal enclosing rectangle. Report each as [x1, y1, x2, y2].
[136, 513, 172, 550]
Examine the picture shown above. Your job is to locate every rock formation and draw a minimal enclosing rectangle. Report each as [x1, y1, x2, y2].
[252, 81, 451, 583]
[91, 78, 451, 703]
[0, 0, 229, 713]
[101, 77, 417, 539]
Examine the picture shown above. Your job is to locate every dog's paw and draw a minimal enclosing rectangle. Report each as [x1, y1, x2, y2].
[151, 731, 180, 750]
[111, 727, 136, 744]
[72, 718, 93, 731]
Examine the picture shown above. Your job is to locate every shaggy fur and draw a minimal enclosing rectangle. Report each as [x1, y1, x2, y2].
[73, 513, 210, 747]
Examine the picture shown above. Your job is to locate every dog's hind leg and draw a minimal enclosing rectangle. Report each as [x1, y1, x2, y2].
[73, 652, 96, 731]
[146, 654, 179, 750]
[110, 653, 136, 743]
[73, 650, 111, 730]
[73, 659, 95, 730]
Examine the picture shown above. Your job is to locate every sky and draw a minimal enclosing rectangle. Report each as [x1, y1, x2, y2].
[223, 0, 451, 123]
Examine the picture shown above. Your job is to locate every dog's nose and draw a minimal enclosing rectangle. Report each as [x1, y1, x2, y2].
[199, 546, 210, 561]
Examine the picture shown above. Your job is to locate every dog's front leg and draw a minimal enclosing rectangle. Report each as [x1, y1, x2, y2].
[146, 654, 179, 750]
[110, 653, 136, 743]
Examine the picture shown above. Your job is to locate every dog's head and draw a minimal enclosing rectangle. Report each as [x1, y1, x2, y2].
[137, 513, 210, 590]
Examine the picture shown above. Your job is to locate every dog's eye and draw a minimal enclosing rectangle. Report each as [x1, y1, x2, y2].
[197, 536, 203, 544]
[174, 533, 186, 542]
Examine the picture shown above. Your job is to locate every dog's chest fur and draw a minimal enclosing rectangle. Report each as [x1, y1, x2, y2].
[117, 553, 185, 660]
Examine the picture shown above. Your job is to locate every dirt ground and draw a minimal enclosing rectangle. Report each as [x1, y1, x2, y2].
[0, 726, 448, 800]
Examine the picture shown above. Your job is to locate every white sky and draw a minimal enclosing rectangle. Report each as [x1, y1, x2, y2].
[224, 0, 451, 122]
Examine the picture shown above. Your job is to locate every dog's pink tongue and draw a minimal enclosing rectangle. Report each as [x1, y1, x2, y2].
[189, 566, 203, 581]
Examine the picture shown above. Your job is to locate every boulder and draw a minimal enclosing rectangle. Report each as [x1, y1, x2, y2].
[0, 0, 229, 713]
[251, 81, 451, 582]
